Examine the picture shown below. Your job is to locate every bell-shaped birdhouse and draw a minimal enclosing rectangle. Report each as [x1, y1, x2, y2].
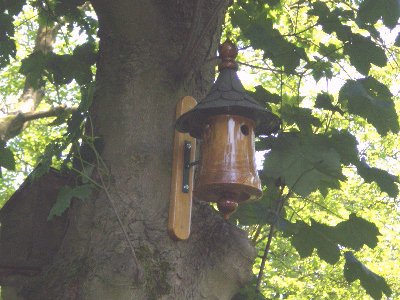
[175, 40, 281, 220]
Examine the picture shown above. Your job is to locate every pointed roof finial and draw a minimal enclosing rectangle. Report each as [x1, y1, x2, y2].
[218, 39, 238, 71]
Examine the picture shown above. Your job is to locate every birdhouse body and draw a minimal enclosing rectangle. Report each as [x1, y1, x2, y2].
[173, 40, 280, 219]
[194, 114, 262, 204]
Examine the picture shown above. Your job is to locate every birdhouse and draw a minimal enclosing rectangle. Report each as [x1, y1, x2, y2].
[168, 40, 280, 239]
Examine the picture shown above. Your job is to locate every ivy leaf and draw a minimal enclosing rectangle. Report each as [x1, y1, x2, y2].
[356, 160, 399, 198]
[335, 214, 380, 250]
[0, 143, 15, 171]
[263, 133, 345, 197]
[315, 93, 344, 115]
[344, 252, 392, 299]
[48, 184, 93, 220]
[339, 78, 399, 135]
[357, 0, 400, 29]
[343, 34, 387, 75]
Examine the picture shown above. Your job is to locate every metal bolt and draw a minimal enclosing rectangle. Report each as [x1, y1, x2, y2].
[183, 184, 189, 190]
[186, 143, 191, 149]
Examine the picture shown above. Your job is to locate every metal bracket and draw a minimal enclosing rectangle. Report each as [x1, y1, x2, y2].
[182, 141, 191, 193]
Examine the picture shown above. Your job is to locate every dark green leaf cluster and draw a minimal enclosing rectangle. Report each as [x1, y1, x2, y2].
[0, 140, 15, 174]
[20, 42, 97, 87]
[0, 0, 25, 67]
[344, 251, 392, 300]
[228, 1, 399, 297]
[283, 214, 380, 264]
[231, 7, 307, 73]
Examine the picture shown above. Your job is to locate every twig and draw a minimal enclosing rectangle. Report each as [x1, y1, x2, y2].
[251, 224, 263, 243]
[85, 130, 143, 280]
[255, 223, 275, 290]
[237, 61, 284, 73]
[97, 168, 143, 280]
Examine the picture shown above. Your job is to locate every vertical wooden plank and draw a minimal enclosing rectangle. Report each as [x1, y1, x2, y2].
[168, 96, 197, 240]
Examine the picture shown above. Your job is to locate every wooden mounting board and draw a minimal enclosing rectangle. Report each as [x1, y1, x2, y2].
[168, 96, 197, 240]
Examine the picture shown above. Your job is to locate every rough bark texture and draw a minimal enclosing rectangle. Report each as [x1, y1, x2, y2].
[0, 1, 256, 299]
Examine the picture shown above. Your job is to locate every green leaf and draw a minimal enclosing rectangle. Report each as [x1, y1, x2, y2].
[250, 85, 280, 105]
[284, 214, 380, 265]
[339, 78, 399, 135]
[48, 184, 93, 220]
[0, 144, 15, 170]
[328, 129, 359, 165]
[231, 8, 307, 72]
[263, 133, 345, 197]
[289, 220, 340, 264]
[71, 42, 97, 85]
[356, 160, 399, 198]
[233, 179, 281, 225]
[395, 33, 400, 47]
[357, 0, 400, 29]
[308, 2, 352, 41]
[281, 105, 322, 133]
[344, 252, 392, 299]
[315, 93, 344, 114]
[343, 34, 387, 75]
[19, 51, 47, 88]
[309, 60, 333, 82]
[335, 214, 380, 250]
[1, 0, 25, 15]
[318, 43, 342, 61]
[0, 12, 16, 67]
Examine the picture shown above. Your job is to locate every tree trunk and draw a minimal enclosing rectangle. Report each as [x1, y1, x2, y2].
[1, 1, 256, 299]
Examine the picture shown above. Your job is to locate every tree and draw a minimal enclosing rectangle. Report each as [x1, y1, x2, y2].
[0, 0, 399, 299]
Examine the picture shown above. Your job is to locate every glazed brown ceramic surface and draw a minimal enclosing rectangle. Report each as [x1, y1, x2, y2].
[194, 114, 262, 204]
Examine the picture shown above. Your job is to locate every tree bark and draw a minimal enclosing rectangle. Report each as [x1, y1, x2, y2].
[0, 1, 256, 299]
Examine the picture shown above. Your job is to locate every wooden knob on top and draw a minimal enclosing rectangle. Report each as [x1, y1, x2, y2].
[218, 39, 238, 71]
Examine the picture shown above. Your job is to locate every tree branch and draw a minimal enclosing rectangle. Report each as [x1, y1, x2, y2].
[0, 105, 77, 141]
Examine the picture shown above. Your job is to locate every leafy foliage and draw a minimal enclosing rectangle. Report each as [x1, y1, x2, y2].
[227, 0, 399, 298]
[263, 132, 345, 197]
[48, 184, 92, 220]
[344, 251, 392, 299]
[0, 0, 399, 299]
[283, 214, 380, 265]
[0, 141, 15, 172]
[339, 77, 399, 135]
